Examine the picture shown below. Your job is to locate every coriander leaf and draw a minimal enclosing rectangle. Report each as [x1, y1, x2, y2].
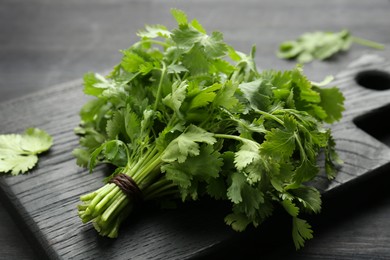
[314, 86, 345, 123]
[120, 49, 145, 73]
[224, 212, 252, 232]
[281, 199, 299, 217]
[182, 44, 210, 75]
[20, 128, 53, 153]
[206, 177, 227, 200]
[201, 31, 228, 58]
[163, 144, 223, 200]
[162, 125, 216, 163]
[278, 30, 384, 63]
[261, 115, 297, 161]
[238, 79, 273, 111]
[0, 128, 53, 175]
[162, 80, 188, 117]
[171, 8, 188, 25]
[293, 159, 319, 184]
[292, 186, 322, 214]
[0, 154, 38, 176]
[187, 83, 221, 110]
[292, 217, 313, 250]
[137, 24, 171, 39]
[227, 171, 246, 204]
[213, 80, 239, 110]
[234, 139, 260, 171]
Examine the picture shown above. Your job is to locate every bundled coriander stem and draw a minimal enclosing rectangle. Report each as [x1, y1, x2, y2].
[74, 9, 344, 249]
[78, 146, 177, 237]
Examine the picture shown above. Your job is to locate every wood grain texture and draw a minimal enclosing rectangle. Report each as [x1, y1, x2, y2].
[1, 53, 390, 259]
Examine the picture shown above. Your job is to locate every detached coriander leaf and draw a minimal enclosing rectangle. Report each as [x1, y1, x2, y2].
[278, 30, 384, 63]
[0, 128, 53, 175]
[0, 154, 38, 176]
[0, 134, 23, 155]
[20, 128, 53, 154]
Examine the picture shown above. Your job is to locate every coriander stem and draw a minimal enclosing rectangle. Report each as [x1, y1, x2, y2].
[214, 133, 259, 146]
[153, 62, 167, 111]
[294, 132, 307, 161]
[148, 39, 170, 48]
[255, 109, 284, 126]
[351, 36, 385, 50]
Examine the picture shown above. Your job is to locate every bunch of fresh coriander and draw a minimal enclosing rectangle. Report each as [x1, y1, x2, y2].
[74, 9, 344, 249]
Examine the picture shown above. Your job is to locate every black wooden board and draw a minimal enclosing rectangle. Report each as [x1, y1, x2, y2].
[1, 54, 390, 260]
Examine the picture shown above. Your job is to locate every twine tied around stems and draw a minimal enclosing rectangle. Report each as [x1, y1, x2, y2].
[109, 174, 143, 203]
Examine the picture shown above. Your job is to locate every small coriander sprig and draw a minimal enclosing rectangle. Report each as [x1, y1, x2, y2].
[277, 30, 384, 63]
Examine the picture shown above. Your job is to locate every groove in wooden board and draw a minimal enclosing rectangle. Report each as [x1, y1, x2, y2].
[1, 55, 390, 259]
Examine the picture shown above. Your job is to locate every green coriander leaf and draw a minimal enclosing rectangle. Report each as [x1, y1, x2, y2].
[292, 186, 322, 214]
[190, 19, 206, 34]
[162, 125, 216, 163]
[238, 79, 273, 111]
[227, 171, 246, 204]
[171, 8, 188, 25]
[234, 139, 261, 171]
[163, 145, 223, 201]
[213, 81, 239, 110]
[0, 154, 38, 176]
[182, 44, 210, 75]
[278, 30, 384, 63]
[162, 80, 188, 117]
[187, 83, 221, 110]
[314, 86, 345, 123]
[120, 49, 145, 73]
[238, 184, 265, 218]
[83, 72, 105, 97]
[0, 128, 53, 175]
[261, 115, 297, 161]
[206, 177, 227, 200]
[137, 24, 171, 39]
[281, 199, 300, 217]
[294, 159, 319, 184]
[225, 212, 252, 232]
[20, 128, 53, 154]
[292, 217, 313, 250]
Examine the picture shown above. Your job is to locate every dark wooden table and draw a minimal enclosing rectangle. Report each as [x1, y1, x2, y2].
[1, 0, 390, 259]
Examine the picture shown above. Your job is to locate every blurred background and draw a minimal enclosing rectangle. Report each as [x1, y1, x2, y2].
[1, 0, 390, 259]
